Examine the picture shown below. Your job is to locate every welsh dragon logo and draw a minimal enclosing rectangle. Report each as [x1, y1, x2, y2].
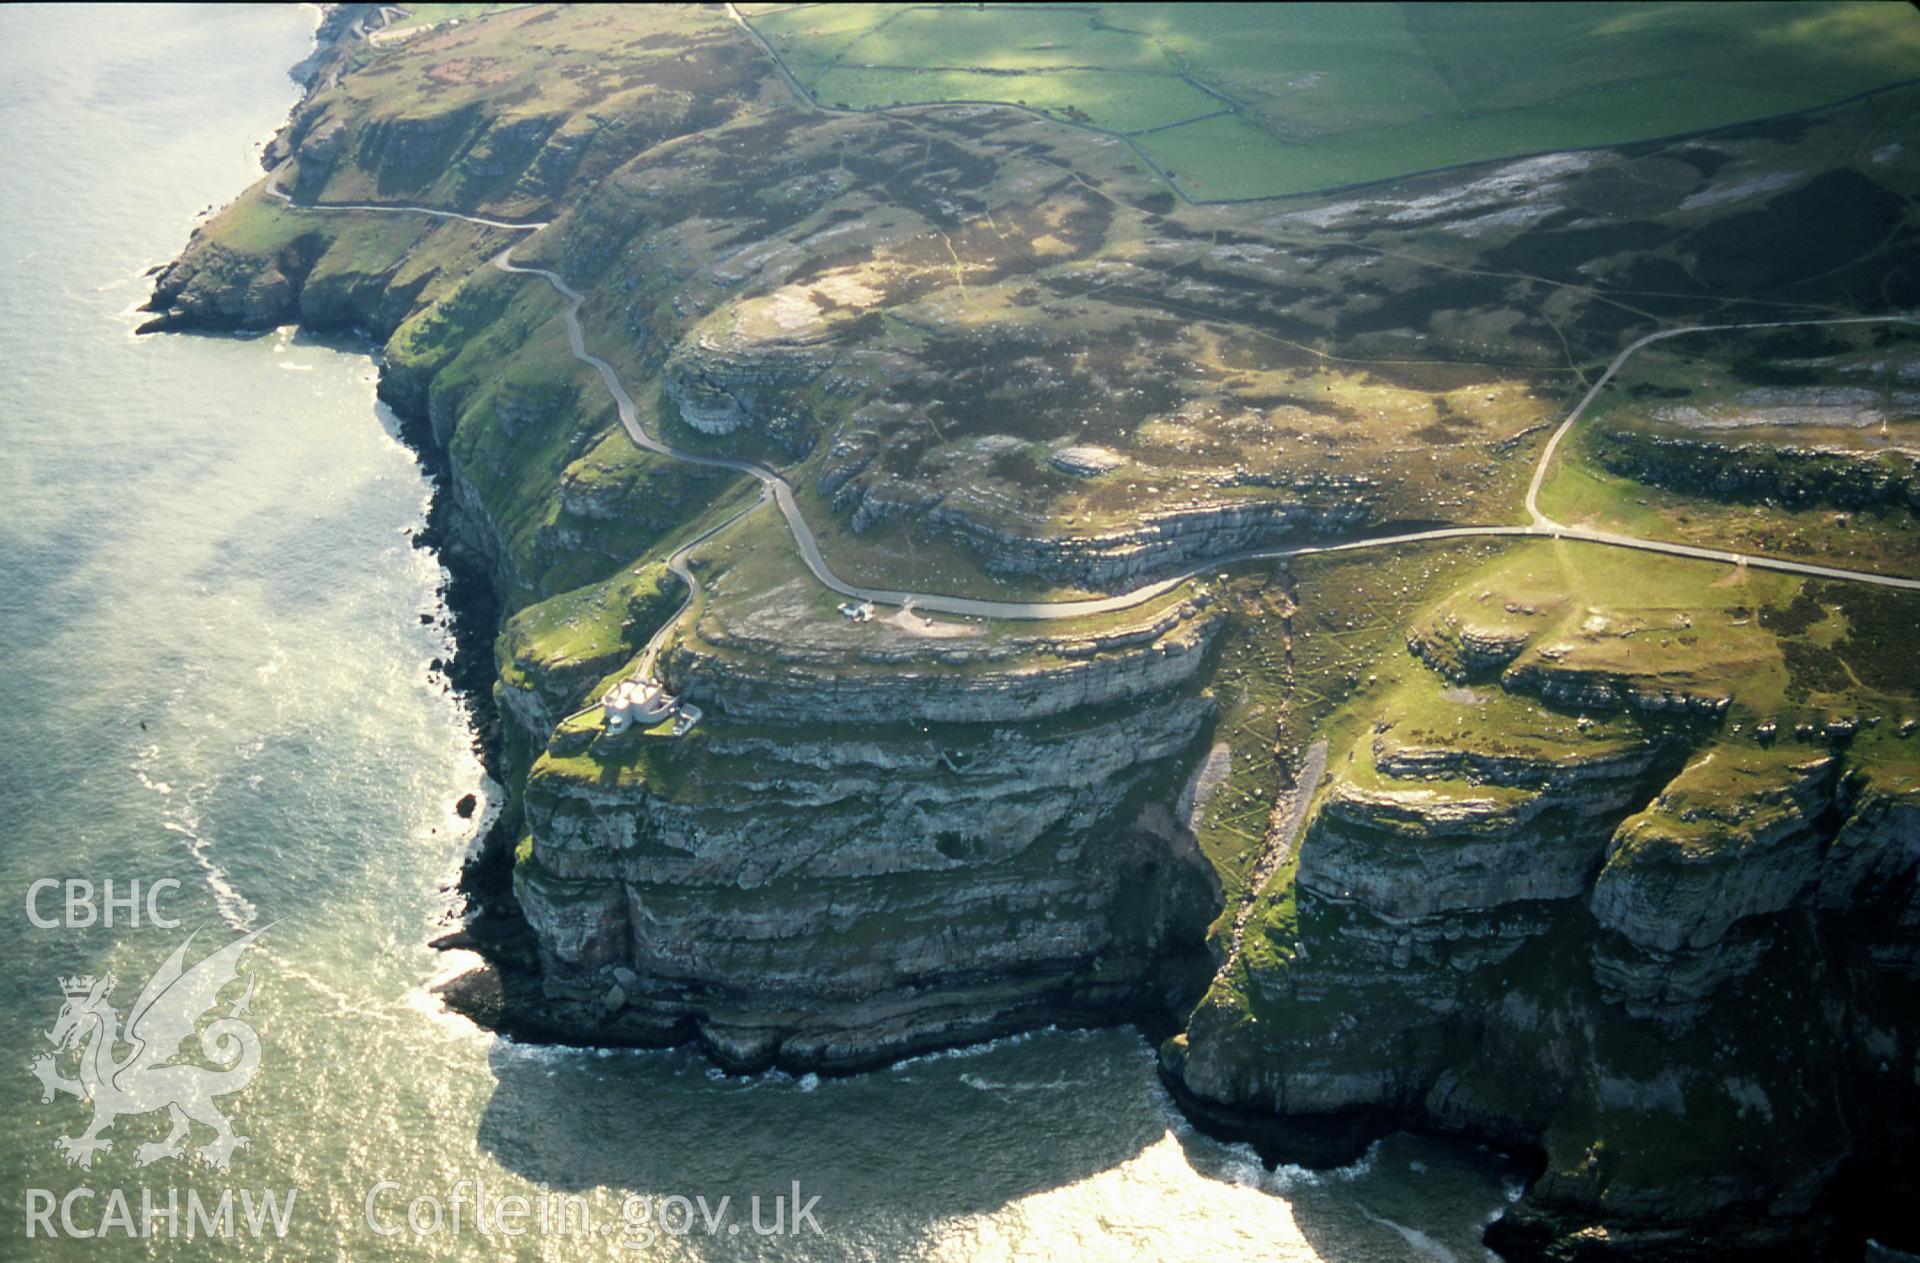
[30, 926, 268, 1172]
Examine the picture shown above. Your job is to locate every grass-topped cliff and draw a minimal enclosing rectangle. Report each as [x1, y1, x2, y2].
[1171, 543, 1920, 1258]
[143, 4, 1920, 1259]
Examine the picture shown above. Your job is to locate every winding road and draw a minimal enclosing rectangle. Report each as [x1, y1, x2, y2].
[263, 179, 1920, 635]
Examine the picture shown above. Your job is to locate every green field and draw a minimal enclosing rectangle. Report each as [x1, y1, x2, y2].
[742, 1, 1920, 200]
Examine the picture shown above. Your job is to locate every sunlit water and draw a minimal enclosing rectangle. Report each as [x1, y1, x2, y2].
[0, 6, 1515, 1259]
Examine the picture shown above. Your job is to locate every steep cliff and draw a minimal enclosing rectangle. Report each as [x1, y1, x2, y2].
[1167, 545, 1920, 1260]
[516, 692, 1219, 1070]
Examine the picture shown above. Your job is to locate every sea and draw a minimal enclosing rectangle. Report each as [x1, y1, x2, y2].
[0, 6, 1514, 1259]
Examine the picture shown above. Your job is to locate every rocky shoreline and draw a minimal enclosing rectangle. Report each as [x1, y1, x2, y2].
[388, 369, 517, 909]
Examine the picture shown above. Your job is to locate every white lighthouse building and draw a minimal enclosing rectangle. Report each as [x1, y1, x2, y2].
[603, 678, 676, 734]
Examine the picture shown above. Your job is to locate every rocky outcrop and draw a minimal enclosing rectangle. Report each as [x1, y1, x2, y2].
[1407, 619, 1530, 682]
[135, 209, 453, 340]
[663, 373, 750, 434]
[920, 494, 1373, 587]
[664, 608, 1221, 725]
[1503, 659, 1732, 718]
[284, 4, 381, 92]
[1589, 751, 1839, 1020]
[661, 326, 834, 451]
[1593, 429, 1920, 512]
[1305, 743, 1675, 920]
[139, 235, 322, 334]
[355, 105, 487, 194]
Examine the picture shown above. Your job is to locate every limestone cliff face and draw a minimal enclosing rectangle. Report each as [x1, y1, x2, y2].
[138, 194, 487, 341]
[1588, 751, 1839, 1020]
[1169, 576, 1920, 1262]
[143, 234, 327, 334]
[1302, 742, 1673, 921]
[1175, 760, 1920, 1259]
[495, 566, 1227, 1075]
[515, 688, 1220, 1070]
[145, 11, 1920, 1257]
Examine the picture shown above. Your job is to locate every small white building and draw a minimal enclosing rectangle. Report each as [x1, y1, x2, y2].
[603, 678, 677, 734]
[838, 600, 877, 623]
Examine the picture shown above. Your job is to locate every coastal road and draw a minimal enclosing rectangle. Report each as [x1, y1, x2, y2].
[263, 178, 1920, 624]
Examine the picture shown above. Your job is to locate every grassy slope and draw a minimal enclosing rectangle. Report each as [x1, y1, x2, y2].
[1187, 539, 1520, 944]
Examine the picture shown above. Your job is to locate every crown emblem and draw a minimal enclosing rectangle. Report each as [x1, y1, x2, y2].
[59, 975, 106, 998]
